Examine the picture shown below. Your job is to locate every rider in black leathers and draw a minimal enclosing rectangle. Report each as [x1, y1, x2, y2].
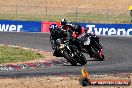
[49, 19, 71, 56]
[49, 24, 83, 56]
[49, 19, 100, 58]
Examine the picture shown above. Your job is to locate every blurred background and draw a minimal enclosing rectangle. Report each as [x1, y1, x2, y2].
[0, 0, 132, 23]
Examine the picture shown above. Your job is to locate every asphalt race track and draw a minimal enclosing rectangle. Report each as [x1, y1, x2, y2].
[0, 32, 132, 78]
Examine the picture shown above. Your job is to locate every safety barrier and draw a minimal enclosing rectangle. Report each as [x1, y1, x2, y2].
[71, 23, 132, 35]
[41, 21, 60, 32]
[0, 20, 132, 35]
[0, 20, 41, 32]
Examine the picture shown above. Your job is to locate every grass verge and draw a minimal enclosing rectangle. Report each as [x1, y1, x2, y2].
[0, 13, 131, 23]
[0, 45, 44, 64]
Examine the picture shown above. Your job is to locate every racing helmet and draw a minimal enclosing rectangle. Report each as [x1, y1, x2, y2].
[49, 24, 58, 35]
[49, 24, 58, 31]
[74, 24, 82, 35]
[60, 19, 67, 26]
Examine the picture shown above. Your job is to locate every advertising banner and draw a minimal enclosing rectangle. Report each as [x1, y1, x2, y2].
[41, 21, 60, 32]
[1, 20, 132, 36]
[70, 23, 132, 35]
[0, 20, 41, 32]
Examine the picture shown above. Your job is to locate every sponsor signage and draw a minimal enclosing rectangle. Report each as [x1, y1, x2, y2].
[0, 20, 41, 32]
[71, 23, 132, 35]
[0, 24, 22, 32]
[86, 24, 132, 35]
[0, 20, 132, 36]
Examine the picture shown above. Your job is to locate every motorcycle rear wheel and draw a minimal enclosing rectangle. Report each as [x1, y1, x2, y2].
[98, 55, 104, 61]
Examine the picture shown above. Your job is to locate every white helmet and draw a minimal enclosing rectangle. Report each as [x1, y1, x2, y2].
[60, 19, 67, 25]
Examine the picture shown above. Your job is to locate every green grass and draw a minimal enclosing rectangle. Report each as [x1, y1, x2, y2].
[0, 13, 131, 23]
[0, 45, 44, 64]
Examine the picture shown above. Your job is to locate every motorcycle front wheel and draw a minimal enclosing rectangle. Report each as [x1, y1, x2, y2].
[63, 50, 77, 66]
[75, 49, 87, 65]
[78, 53, 87, 65]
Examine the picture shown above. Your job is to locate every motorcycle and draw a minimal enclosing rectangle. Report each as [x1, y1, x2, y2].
[49, 24, 87, 65]
[55, 38, 87, 66]
[78, 33, 104, 61]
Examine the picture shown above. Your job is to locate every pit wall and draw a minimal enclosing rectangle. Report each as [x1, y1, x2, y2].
[0, 20, 132, 35]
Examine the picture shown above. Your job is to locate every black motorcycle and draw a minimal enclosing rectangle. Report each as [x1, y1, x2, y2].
[55, 38, 87, 66]
[78, 33, 104, 61]
[49, 24, 87, 65]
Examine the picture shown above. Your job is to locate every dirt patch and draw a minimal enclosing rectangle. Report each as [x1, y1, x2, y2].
[1, 0, 132, 15]
[0, 74, 131, 88]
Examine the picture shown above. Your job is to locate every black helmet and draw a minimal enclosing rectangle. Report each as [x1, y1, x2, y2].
[74, 24, 82, 35]
[49, 24, 58, 30]
[60, 19, 67, 25]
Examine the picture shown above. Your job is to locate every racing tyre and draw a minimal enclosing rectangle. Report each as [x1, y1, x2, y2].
[53, 50, 63, 57]
[63, 50, 77, 66]
[79, 56, 87, 65]
[78, 53, 87, 65]
[95, 55, 104, 61]
[99, 55, 104, 61]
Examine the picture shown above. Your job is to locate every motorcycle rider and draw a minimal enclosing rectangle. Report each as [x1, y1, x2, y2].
[51, 23, 84, 53]
[49, 19, 100, 58]
[49, 24, 63, 56]
[49, 18, 68, 39]
[60, 18, 67, 27]
[72, 24, 100, 58]
[49, 20, 86, 56]
[49, 19, 72, 56]
[58, 23, 95, 58]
